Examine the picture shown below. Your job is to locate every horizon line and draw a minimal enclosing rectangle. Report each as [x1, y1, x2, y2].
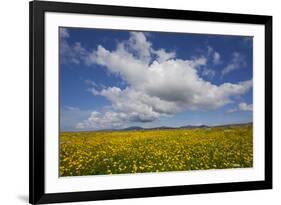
[60, 121, 253, 133]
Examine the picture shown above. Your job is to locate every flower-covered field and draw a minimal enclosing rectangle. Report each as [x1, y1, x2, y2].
[59, 125, 253, 176]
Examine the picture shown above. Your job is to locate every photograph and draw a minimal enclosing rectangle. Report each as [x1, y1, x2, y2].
[28, 1, 272, 204]
[59, 27, 253, 177]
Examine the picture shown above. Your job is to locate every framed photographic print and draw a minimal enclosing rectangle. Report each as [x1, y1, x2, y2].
[29, 0, 272, 204]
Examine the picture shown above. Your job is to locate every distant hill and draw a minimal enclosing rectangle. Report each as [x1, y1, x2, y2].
[120, 124, 209, 131]
[179, 125, 209, 129]
[122, 126, 144, 131]
[146, 126, 176, 130]
[212, 122, 252, 128]
[63, 122, 252, 133]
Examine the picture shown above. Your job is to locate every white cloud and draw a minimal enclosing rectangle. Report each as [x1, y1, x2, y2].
[239, 102, 253, 111]
[199, 46, 220, 79]
[191, 56, 207, 67]
[207, 46, 221, 65]
[60, 29, 88, 64]
[65, 106, 80, 111]
[226, 108, 237, 113]
[221, 52, 246, 76]
[151, 48, 176, 63]
[227, 102, 253, 113]
[213, 52, 221, 64]
[75, 32, 252, 129]
[202, 68, 216, 79]
[76, 111, 126, 129]
[127, 32, 152, 63]
[207, 46, 214, 56]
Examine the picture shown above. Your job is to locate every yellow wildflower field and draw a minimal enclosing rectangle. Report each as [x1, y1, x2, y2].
[59, 125, 253, 176]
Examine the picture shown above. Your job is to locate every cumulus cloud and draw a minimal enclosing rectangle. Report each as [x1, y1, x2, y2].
[73, 32, 252, 129]
[76, 111, 126, 129]
[151, 48, 176, 63]
[227, 102, 253, 113]
[221, 52, 246, 76]
[127, 32, 152, 62]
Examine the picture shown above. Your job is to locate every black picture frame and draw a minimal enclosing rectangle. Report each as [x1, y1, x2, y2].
[29, 0, 272, 204]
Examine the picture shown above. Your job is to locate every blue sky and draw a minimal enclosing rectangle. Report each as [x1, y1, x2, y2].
[59, 27, 253, 131]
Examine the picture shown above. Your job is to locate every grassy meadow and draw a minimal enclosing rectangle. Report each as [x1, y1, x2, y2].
[59, 124, 253, 176]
